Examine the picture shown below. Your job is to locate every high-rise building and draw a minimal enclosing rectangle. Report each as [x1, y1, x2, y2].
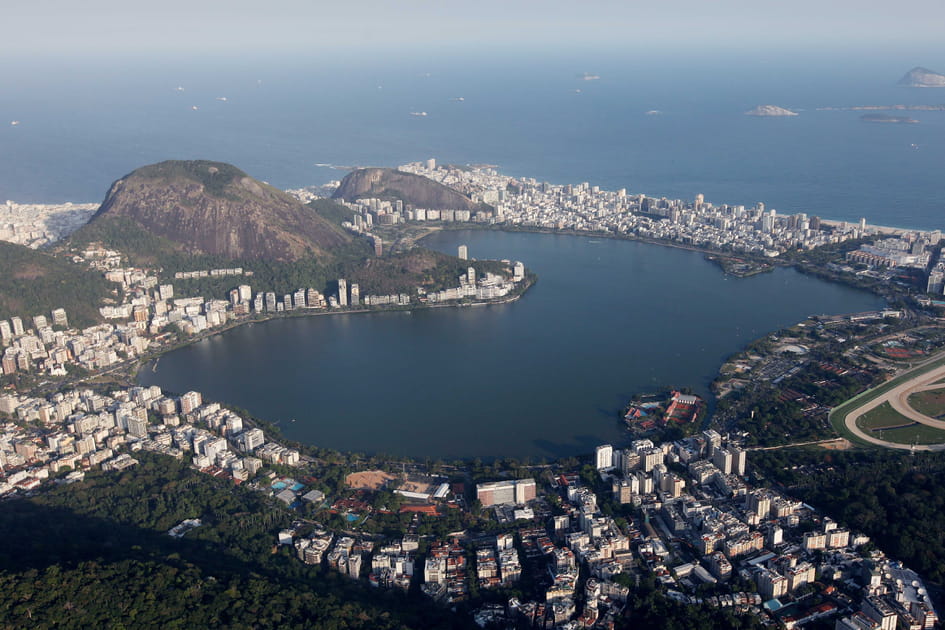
[50, 308, 68, 327]
[702, 429, 722, 456]
[458, 245, 468, 260]
[641, 448, 663, 472]
[10, 317, 23, 336]
[426, 158, 436, 171]
[374, 235, 383, 257]
[338, 279, 348, 307]
[350, 284, 360, 307]
[238, 285, 252, 302]
[237, 428, 265, 452]
[713, 448, 733, 475]
[756, 569, 788, 600]
[747, 490, 772, 519]
[180, 391, 203, 414]
[761, 210, 776, 233]
[466, 267, 476, 284]
[0, 320, 11, 342]
[127, 415, 149, 439]
[476, 478, 536, 507]
[595, 444, 613, 470]
[730, 446, 747, 476]
[514, 479, 536, 504]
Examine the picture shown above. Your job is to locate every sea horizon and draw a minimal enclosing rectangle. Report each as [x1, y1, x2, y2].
[2, 48, 944, 231]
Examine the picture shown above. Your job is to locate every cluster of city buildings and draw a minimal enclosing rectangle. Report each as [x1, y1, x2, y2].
[267, 425, 941, 629]
[0, 383, 302, 497]
[0, 247, 524, 379]
[386, 161, 877, 258]
[0, 302, 162, 377]
[3, 371, 940, 629]
[845, 232, 939, 270]
[0, 200, 97, 249]
[422, 260, 524, 304]
[591, 432, 936, 629]
[925, 247, 945, 295]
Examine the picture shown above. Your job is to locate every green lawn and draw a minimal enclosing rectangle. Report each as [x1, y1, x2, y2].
[855, 402, 915, 431]
[907, 389, 945, 418]
[877, 423, 945, 445]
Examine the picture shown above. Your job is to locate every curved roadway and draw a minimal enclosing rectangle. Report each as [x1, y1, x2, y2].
[839, 358, 945, 452]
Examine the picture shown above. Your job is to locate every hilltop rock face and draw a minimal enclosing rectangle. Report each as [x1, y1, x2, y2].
[88, 160, 352, 262]
[745, 105, 798, 117]
[898, 67, 945, 87]
[333, 168, 479, 211]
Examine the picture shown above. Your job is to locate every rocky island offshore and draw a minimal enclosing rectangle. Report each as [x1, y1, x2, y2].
[744, 104, 798, 117]
[898, 66, 945, 88]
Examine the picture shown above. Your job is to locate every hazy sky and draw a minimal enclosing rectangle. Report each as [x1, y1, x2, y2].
[5, 0, 945, 56]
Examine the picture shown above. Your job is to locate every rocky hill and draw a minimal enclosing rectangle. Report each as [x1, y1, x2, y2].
[898, 67, 945, 88]
[332, 168, 480, 211]
[73, 160, 355, 264]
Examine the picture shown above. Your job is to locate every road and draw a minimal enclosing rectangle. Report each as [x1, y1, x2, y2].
[836, 352, 945, 452]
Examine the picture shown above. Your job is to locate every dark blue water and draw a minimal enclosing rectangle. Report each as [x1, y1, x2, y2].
[1, 50, 944, 229]
[138, 231, 883, 459]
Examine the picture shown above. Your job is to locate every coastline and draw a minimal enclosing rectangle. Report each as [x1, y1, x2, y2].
[130, 279, 530, 383]
[9, 188, 925, 454]
[132, 226, 887, 456]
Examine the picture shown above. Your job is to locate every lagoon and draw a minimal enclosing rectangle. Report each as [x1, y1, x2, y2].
[138, 231, 883, 459]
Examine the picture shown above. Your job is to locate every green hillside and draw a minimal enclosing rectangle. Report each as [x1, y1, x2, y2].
[0, 241, 109, 328]
[0, 454, 473, 630]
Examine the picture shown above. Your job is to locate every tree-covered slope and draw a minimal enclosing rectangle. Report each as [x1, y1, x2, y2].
[0, 240, 109, 328]
[0, 454, 474, 630]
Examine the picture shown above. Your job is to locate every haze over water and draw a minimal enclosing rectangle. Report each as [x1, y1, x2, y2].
[139, 231, 883, 459]
[2, 51, 944, 230]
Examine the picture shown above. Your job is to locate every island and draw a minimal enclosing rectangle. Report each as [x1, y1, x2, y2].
[816, 104, 945, 111]
[744, 104, 798, 117]
[860, 113, 919, 124]
[898, 66, 945, 88]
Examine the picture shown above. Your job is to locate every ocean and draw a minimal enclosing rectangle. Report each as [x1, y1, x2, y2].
[1, 49, 943, 229]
